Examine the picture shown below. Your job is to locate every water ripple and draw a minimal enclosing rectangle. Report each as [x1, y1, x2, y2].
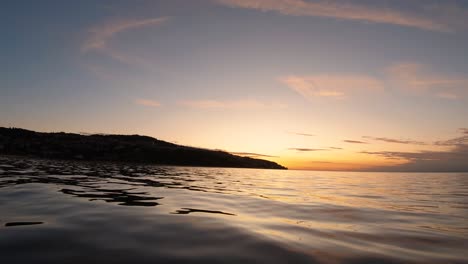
[1, 156, 467, 264]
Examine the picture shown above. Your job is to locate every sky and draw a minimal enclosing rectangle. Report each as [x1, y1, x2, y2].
[1, 0, 468, 171]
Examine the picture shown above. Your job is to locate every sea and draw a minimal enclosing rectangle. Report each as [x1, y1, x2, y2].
[0, 156, 467, 264]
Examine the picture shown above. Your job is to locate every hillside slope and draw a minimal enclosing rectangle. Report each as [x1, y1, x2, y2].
[0, 127, 286, 170]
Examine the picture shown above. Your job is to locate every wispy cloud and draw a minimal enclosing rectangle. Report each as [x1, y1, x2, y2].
[363, 136, 427, 145]
[289, 148, 329, 152]
[386, 63, 468, 99]
[102, 48, 156, 68]
[344, 140, 368, 144]
[283, 63, 468, 101]
[82, 17, 169, 70]
[230, 152, 278, 158]
[362, 129, 468, 171]
[135, 99, 161, 107]
[330, 147, 343, 150]
[361, 150, 424, 161]
[281, 74, 383, 100]
[214, 0, 455, 32]
[434, 135, 468, 146]
[361, 145, 468, 172]
[82, 17, 169, 53]
[287, 131, 315, 137]
[178, 99, 287, 110]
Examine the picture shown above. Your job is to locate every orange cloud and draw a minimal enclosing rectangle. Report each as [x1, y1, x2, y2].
[386, 63, 468, 99]
[135, 99, 161, 107]
[214, 0, 452, 32]
[178, 99, 287, 109]
[281, 74, 383, 100]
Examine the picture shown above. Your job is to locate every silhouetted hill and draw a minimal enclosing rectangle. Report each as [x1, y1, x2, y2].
[0, 127, 286, 169]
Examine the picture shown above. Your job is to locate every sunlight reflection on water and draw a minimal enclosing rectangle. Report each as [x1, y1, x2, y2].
[0, 157, 467, 263]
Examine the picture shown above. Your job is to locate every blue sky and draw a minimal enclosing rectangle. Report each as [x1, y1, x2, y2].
[1, 0, 468, 170]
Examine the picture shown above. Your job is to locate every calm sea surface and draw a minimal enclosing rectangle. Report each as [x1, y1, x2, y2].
[0, 156, 467, 264]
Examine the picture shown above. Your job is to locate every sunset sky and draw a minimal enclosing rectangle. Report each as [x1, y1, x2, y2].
[1, 0, 468, 171]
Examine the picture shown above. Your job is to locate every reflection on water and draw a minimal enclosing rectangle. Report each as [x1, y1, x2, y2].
[172, 208, 236, 216]
[0, 156, 467, 263]
[60, 188, 162, 207]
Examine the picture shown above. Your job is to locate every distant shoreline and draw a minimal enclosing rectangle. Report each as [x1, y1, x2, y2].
[0, 127, 287, 170]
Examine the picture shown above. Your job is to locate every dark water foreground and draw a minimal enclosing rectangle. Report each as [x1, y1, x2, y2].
[0, 157, 467, 264]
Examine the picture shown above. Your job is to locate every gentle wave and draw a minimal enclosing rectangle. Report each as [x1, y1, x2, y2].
[1, 157, 467, 263]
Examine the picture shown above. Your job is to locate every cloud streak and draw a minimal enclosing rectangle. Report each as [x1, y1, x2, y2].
[344, 140, 368, 144]
[281, 74, 383, 100]
[363, 136, 427, 145]
[362, 130, 468, 171]
[282, 62, 468, 101]
[214, 0, 453, 32]
[82, 17, 169, 53]
[81, 17, 169, 72]
[287, 131, 315, 137]
[289, 148, 329, 152]
[230, 152, 278, 158]
[362, 145, 468, 172]
[434, 135, 468, 146]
